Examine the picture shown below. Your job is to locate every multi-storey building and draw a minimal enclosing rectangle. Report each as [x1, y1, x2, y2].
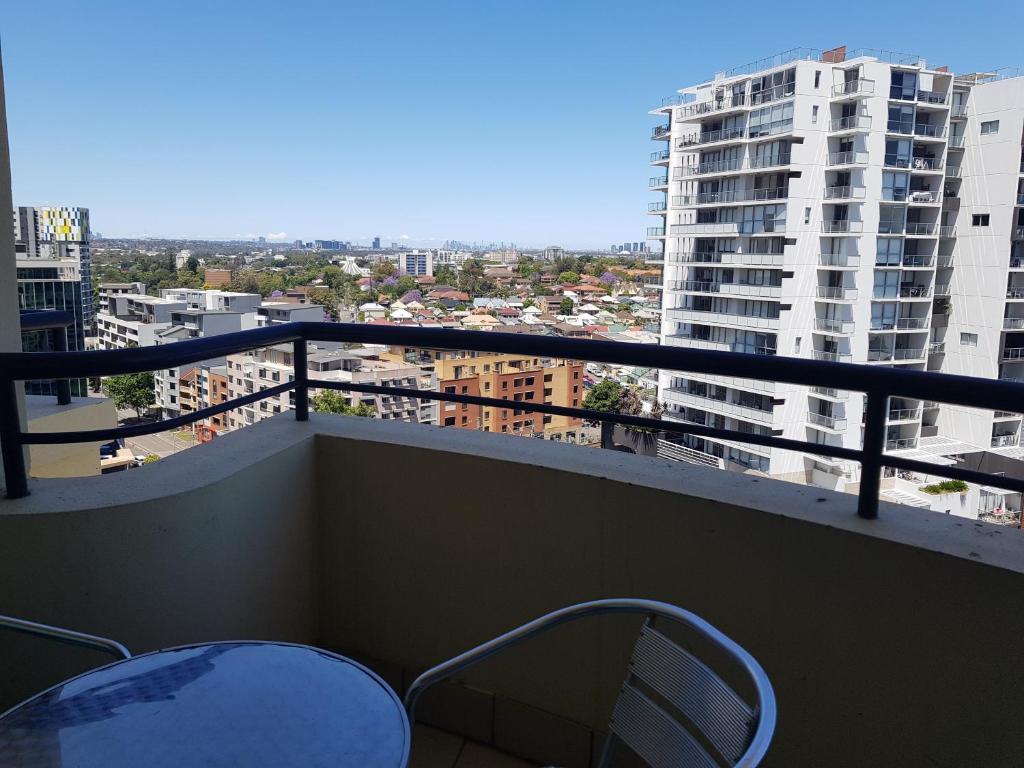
[395, 250, 433, 277]
[223, 345, 437, 430]
[13, 206, 93, 334]
[98, 282, 147, 314]
[158, 288, 262, 313]
[651, 46, 1024, 490]
[382, 347, 584, 437]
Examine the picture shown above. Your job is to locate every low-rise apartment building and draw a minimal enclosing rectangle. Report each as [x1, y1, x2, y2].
[383, 347, 584, 437]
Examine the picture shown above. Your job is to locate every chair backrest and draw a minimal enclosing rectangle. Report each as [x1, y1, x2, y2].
[600, 618, 760, 768]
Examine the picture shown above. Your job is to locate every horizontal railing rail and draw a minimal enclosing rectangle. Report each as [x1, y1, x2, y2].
[5, 323, 1024, 520]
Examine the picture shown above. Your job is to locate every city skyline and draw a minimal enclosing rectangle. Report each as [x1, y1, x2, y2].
[3, 0, 1022, 247]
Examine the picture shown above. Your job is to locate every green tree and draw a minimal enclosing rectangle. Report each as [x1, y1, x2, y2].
[582, 380, 623, 413]
[308, 287, 339, 320]
[558, 270, 580, 285]
[185, 255, 200, 273]
[434, 265, 458, 287]
[143, 454, 160, 464]
[559, 297, 575, 315]
[311, 389, 375, 417]
[102, 372, 156, 418]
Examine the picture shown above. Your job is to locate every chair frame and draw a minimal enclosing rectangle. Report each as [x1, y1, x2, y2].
[404, 598, 775, 767]
[0, 614, 131, 660]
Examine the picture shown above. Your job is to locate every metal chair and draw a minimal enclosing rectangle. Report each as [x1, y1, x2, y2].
[0, 614, 131, 660]
[404, 599, 775, 767]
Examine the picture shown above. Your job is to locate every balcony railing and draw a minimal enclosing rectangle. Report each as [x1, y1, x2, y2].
[673, 251, 785, 266]
[933, 285, 951, 297]
[992, 434, 1020, 447]
[816, 286, 858, 300]
[812, 350, 852, 363]
[951, 104, 968, 118]
[648, 201, 667, 212]
[831, 79, 875, 97]
[1017, 194, 1024, 206]
[1002, 347, 1024, 360]
[821, 220, 863, 234]
[1016, 227, 1024, 240]
[1007, 287, 1024, 299]
[1003, 318, 1024, 330]
[830, 115, 872, 132]
[917, 90, 949, 105]
[675, 93, 747, 118]
[1012, 258, 1024, 270]
[824, 185, 867, 200]
[650, 149, 670, 163]
[651, 124, 671, 139]
[5, 324, 1024, 523]
[900, 285, 933, 298]
[814, 318, 855, 334]
[808, 411, 847, 430]
[888, 408, 922, 421]
[828, 151, 869, 166]
[649, 176, 669, 188]
[819, 253, 860, 268]
[945, 165, 962, 178]
[913, 124, 947, 138]
[939, 225, 957, 238]
[676, 127, 746, 147]
[887, 437, 919, 450]
[646, 227, 666, 237]
[905, 222, 937, 236]
[947, 135, 965, 148]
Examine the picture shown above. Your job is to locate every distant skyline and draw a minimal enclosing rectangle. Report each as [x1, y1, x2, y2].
[2, 0, 1022, 247]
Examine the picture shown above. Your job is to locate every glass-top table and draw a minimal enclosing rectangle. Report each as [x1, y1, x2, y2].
[0, 641, 410, 767]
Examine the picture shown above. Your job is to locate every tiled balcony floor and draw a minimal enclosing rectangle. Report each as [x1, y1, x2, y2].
[410, 725, 538, 768]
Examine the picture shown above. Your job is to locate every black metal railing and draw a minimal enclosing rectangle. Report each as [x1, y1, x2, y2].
[3, 322, 1024, 520]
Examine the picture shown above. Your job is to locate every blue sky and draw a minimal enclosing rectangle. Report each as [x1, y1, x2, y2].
[2, 0, 1021, 248]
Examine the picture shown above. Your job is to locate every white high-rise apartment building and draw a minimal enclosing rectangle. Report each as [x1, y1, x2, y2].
[651, 46, 1024, 492]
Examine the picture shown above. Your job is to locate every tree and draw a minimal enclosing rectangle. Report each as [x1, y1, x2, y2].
[102, 372, 155, 418]
[559, 297, 575, 315]
[435, 265, 458, 287]
[311, 389, 375, 417]
[558, 270, 580, 285]
[307, 287, 339, 320]
[143, 454, 160, 464]
[582, 380, 623, 413]
[185, 255, 200, 273]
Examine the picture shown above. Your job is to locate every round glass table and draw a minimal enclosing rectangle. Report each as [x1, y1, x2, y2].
[0, 641, 410, 767]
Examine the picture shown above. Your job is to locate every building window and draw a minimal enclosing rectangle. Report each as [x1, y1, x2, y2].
[444, 417, 455, 426]
[804, 207, 811, 224]
[980, 120, 1000, 135]
[814, 70, 821, 88]
[811, 105, 818, 124]
[972, 214, 990, 227]
[960, 332, 978, 346]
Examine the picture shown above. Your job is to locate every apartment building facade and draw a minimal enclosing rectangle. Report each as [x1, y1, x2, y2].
[383, 347, 585, 437]
[651, 47, 1024, 490]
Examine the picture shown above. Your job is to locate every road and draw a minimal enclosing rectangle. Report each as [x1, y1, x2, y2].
[114, 407, 199, 458]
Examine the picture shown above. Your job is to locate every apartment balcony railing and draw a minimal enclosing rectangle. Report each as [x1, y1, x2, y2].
[749, 152, 792, 170]
[911, 157, 943, 171]
[1004, 318, 1024, 330]
[917, 90, 949, 105]
[1016, 194, 1024, 206]
[894, 348, 926, 361]
[1007, 287, 1024, 299]
[831, 79, 875, 97]
[650, 149, 670, 163]
[646, 227, 666, 237]
[1016, 227, 1024, 240]
[828, 151, 869, 166]
[811, 385, 848, 400]
[819, 253, 860, 268]
[951, 104, 968, 118]
[992, 434, 1020, 447]
[829, 115, 873, 132]
[748, 83, 796, 106]
[676, 126, 746, 147]
[816, 286, 858, 300]
[821, 220, 863, 234]
[675, 93, 747, 118]
[902, 255, 934, 268]
[649, 176, 669, 188]
[1002, 347, 1024, 360]
[648, 201, 667, 212]
[666, 309, 781, 330]
[929, 342, 946, 354]
[680, 158, 745, 176]
[913, 124, 947, 139]
[887, 437, 919, 450]
[675, 187, 789, 206]
[945, 165, 962, 178]
[874, 318, 929, 332]
[663, 389, 775, 424]
[5, 322, 1024, 527]
[888, 408, 922, 421]
[939, 225, 957, 238]
[933, 284, 951, 297]
[814, 318, 855, 334]
[674, 251, 785, 266]
[899, 285, 933, 298]
[807, 411, 847, 430]
[905, 222, 938, 236]
[907, 190, 939, 204]
[651, 124, 671, 139]
[1011, 258, 1024, 270]
[887, 120, 915, 135]
[812, 350, 852, 363]
[823, 185, 867, 200]
[947, 135, 965, 148]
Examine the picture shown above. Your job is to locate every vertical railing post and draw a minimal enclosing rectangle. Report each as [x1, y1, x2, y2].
[293, 339, 308, 422]
[858, 390, 888, 519]
[54, 327, 71, 406]
[0, 377, 29, 499]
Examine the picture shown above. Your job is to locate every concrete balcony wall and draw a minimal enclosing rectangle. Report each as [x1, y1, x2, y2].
[2, 415, 1024, 767]
[25, 395, 116, 478]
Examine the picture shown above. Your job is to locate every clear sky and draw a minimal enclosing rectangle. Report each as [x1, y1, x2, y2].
[2, 0, 1021, 248]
